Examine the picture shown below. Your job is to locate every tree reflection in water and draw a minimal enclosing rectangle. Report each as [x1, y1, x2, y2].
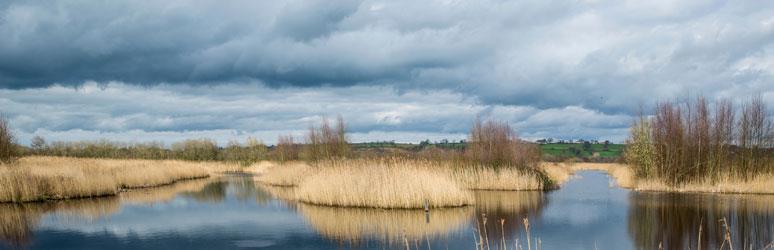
[473, 190, 547, 249]
[628, 192, 773, 250]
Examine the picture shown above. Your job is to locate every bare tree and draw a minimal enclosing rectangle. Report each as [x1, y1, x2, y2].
[465, 117, 539, 169]
[0, 116, 17, 163]
[30, 135, 46, 153]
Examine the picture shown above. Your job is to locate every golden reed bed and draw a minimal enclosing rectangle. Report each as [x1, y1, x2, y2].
[0, 156, 239, 203]
[254, 159, 567, 208]
[295, 159, 474, 209]
[255, 159, 773, 209]
[255, 159, 568, 189]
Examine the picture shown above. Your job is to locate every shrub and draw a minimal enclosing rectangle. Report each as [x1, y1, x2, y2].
[273, 134, 299, 162]
[304, 116, 350, 161]
[171, 139, 218, 161]
[221, 137, 267, 164]
[464, 117, 540, 169]
[0, 116, 17, 163]
[625, 114, 655, 178]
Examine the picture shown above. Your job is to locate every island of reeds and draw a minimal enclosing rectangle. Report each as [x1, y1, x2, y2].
[0, 95, 771, 207]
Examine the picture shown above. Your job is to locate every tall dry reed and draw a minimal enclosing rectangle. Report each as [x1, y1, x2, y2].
[294, 159, 474, 208]
[0, 156, 227, 202]
[447, 165, 548, 190]
[253, 161, 314, 186]
[256, 158, 562, 197]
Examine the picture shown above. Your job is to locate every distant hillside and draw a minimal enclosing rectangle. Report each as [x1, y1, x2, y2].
[351, 141, 624, 162]
[540, 143, 624, 161]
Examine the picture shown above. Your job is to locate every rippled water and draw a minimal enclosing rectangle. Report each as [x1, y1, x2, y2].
[0, 171, 771, 249]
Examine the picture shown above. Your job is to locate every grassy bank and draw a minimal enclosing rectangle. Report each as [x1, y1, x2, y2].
[0, 156, 239, 203]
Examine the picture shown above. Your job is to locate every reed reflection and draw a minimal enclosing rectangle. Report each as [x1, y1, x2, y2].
[297, 204, 473, 247]
[0, 197, 119, 247]
[0, 177, 227, 248]
[628, 192, 773, 250]
[255, 184, 299, 208]
[180, 181, 228, 203]
[120, 177, 213, 204]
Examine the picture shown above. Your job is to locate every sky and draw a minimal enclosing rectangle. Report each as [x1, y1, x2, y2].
[0, 0, 772, 146]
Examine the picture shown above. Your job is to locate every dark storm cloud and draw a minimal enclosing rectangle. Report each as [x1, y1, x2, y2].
[2, 0, 772, 114]
[1, 1, 773, 145]
[0, 0, 477, 88]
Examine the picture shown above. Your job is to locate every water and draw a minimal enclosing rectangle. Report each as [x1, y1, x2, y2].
[1, 171, 771, 249]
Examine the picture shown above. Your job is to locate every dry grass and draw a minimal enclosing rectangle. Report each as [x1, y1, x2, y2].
[635, 174, 774, 194]
[253, 161, 314, 186]
[242, 161, 277, 175]
[256, 157, 560, 193]
[446, 166, 546, 190]
[0, 156, 238, 203]
[295, 159, 474, 208]
[567, 163, 635, 188]
[539, 162, 573, 186]
[298, 203, 472, 243]
[198, 161, 245, 174]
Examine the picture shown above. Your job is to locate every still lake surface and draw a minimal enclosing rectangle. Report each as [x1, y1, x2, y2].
[1, 171, 771, 249]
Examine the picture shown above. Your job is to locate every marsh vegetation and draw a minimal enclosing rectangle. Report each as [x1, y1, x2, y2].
[246, 116, 553, 208]
[0, 97, 771, 250]
[0, 156, 236, 203]
[625, 96, 773, 193]
[0, 170, 770, 249]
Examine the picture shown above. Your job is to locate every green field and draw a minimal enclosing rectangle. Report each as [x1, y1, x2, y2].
[352, 141, 624, 160]
[539, 143, 624, 159]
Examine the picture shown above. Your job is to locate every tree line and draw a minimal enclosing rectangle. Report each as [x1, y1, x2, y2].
[2, 115, 541, 171]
